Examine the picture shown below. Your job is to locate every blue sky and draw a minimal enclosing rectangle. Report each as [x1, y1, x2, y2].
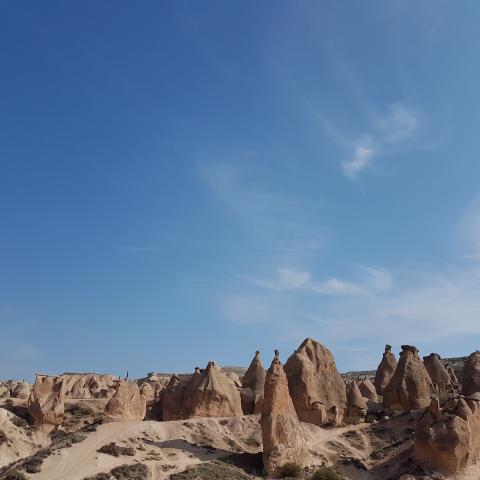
[2, 1, 480, 381]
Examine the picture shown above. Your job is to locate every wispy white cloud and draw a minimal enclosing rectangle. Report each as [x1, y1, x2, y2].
[244, 265, 392, 296]
[246, 268, 312, 290]
[342, 139, 375, 179]
[323, 101, 421, 178]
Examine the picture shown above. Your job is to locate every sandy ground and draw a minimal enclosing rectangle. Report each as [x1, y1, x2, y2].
[34, 415, 262, 480]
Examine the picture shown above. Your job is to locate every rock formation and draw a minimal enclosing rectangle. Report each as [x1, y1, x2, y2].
[28, 375, 65, 433]
[358, 378, 378, 402]
[161, 363, 242, 420]
[179, 362, 243, 419]
[0, 380, 31, 399]
[241, 351, 266, 414]
[161, 374, 192, 421]
[447, 365, 460, 391]
[373, 345, 398, 395]
[261, 350, 308, 477]
[284, 338, 346, 426]
[462, 351, 480, 396]
[12, 381, 31, 400]
[414, 394, 480, 474]
[105, 381, 146, 420]
[346, 381, 367, 423]
[60, 373, 118, 399]
[383, 345, 435, 411]
[423, 353, 453, 400]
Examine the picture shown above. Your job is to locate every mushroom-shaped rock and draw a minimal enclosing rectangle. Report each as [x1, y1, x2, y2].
[383, 345, 435, 411]
[346, 381, 367, 423]
[28, 375, 65, 433]
[241, 351, 266, 414]
[423, 353, 453, 399]
[373, 345, 398, 395]
[462, 351, 480, 396]
[414, 395, 480, 474]
[105, 381, 146, 420]
[358, 379, 378, 402]
[284, 338, 346, 426]
[179, 361, 243, 419]
[261, 351, 309, 478]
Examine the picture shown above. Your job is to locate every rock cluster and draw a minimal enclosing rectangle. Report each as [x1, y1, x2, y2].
[105, 381, 146, 421]
[284, 338, 347, 426]
[383, 345, 434, 411]
[0, 380, 31, 399]
[462, 351, 480, 396]
[60, 373, 118, 399]
[261, 351, 308, 478]
[373, 345, 397, 395]
[161, 362, 242, 420]
[414, 394, 480, 474]
[28, 375, 65, 433]
[241, 351, 266, 414]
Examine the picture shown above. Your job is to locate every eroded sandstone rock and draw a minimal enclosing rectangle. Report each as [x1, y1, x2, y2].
[423, 353, 454, 400]
[284, 338, 346, 426]
[358, 378, 378, 402]
[179, 362, 243, 419]
[28, 375, 65, 433]
[414, 395, 480, 474]
[462, 351, 480, 396]
[60, 373, 118, 399]
[161, 363, 242, 420]
[346, 381, 367, 424]
[261, 350, 308, 477]
[374, 345, 398, 395]
[105, 381, 146, 420]
[383, 345, 435, 411]
[241, 351, 266, 414]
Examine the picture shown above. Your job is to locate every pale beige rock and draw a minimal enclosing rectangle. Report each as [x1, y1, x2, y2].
[241, 351, 266, 414]
[423, 353, 453, 399]
[462, 351, 480, 396]
[284, 338, 346, 426]
[28, 375, 65, 433]
[374, 345, 398, 395]
[161, 374, 192, 421]
[346, 381, 367, 423]
[161, 363, 243, 421]
[414, 395, 480, 474]
[179, 362, 243, 419]
[60, 373, 118, 399]
[227, 372, 242, 388]
[358, 378, 378, 402]
[383, 345, 435, 411]
[12, 381, 31, 400]
[105, 381, 146, 421]
[261, 350, 309, 478]
[447, 365, 460, 390]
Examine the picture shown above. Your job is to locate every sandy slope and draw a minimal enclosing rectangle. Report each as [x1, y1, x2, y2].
[34, 415, 262, 480]
[0, 408, 49, 468]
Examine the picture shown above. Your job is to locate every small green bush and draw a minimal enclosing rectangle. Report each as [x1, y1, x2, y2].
[277, 462, 303, 478]
[310, 466, 343, 480]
